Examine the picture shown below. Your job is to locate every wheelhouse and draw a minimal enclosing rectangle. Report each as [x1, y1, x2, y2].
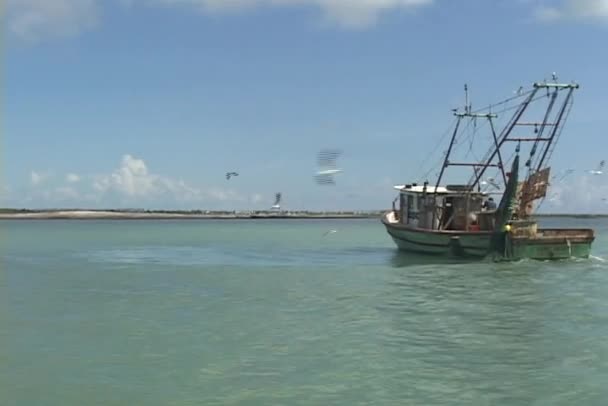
[392, 183, 496, 232]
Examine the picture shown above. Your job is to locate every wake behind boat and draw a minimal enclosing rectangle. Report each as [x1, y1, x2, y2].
[382, 77, 595, 261]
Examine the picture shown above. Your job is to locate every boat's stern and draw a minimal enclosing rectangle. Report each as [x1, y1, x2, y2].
[507, 227, 595, 260]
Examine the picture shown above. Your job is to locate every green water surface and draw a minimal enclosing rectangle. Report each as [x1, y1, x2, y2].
[1, 218, 608, 405]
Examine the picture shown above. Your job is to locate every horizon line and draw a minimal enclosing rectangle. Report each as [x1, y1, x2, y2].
[1, 208, 607, 217]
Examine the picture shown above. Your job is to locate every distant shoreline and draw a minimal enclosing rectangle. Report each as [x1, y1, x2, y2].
[0, 209, 606, 220]
[0, 209, 386, 220]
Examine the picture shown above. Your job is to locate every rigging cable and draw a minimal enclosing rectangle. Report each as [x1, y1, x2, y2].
[471, 89, 534, 115]
[415, 117, 458, 181]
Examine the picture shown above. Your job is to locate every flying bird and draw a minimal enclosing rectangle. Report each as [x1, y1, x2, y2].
[480, 177, 500, 190]
[314, 149, 343, 185]
[271, 192, 282, 210]
[513, 86, 524, 96]
[588, 160, 605, 175]
[322, 229, 338, 237]
[226, 172, 239, 180]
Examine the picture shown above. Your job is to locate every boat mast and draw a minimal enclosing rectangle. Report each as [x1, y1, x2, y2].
[434, 84, 501, 192]
[431, 84, 501, 230]
[423, 77, 578, 229]
[470, 81, 578, 189]
[469, 88, 540, 188]
[433, 115, 462, 193]
[534, 83, 578, 172]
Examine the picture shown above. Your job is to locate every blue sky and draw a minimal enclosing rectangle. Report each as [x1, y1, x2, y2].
[3, 0, 608, 212]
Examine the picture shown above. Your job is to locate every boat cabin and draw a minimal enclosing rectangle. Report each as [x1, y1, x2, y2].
[392, 182, 497, 232]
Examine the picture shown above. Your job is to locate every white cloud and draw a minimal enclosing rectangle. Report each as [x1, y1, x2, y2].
[17, 154, 248, 208]
[6, 0, 99, 41]
[90, 154, 243, 204]
[535, 0, 608, 22]
[5, 0, 434, 39]
[30, 170, 51, 186]
[5, 0, 605, 43]
[93, 154, 184, 198]
[66, 173, 81, 183]
[134, 0, 434, 28]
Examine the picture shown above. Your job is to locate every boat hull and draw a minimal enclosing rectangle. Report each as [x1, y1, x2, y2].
[382, 212, 595, 261]
[381, 212, 491, 258]
[504, 229, 594, 261]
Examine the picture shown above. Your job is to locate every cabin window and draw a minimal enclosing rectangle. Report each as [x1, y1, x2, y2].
[407, 196, 416, 213]
[441, 197, 454, 230]
[406, 194, 418, 225]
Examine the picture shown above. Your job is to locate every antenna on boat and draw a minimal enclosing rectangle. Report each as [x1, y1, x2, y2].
[464, 83, 472, 114]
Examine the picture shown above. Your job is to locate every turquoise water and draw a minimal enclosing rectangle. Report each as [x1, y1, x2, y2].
[2, 218, 608, 405]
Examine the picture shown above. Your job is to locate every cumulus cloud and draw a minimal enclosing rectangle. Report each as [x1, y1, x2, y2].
[66, 173, 81, 183]
[90, 154, 245, 205]
[5, 0, 605, 42]
[6, 0, 99, 41]
[145, 0, 434, 28]
[535, 0, 608, 22]
[92, 154, 202, 201]
[18, 154, 249, 208]
[30, 170, 51, 186]
[5, 0, 434, 40]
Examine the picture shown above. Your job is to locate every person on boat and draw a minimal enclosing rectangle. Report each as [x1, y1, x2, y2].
[482, 197, 497, 211]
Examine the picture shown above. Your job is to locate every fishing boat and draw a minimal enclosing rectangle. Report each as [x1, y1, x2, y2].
[382, 77, 595, 261]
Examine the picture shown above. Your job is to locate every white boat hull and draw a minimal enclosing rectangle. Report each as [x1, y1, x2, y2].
[381, 212, 491, 258]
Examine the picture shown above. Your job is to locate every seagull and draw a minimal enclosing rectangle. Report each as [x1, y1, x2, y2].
[480, 177, 500, 190]
[226, 172, 239, 180]
[514, 86, 524, 96]
[323, 229, 338, 237]
[315, 149, 343, 185]
[271, 192, 281, 210]
[588, 160, 605, 175]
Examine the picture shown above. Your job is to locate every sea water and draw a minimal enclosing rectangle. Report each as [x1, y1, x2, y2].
[1, 217, 608, 405]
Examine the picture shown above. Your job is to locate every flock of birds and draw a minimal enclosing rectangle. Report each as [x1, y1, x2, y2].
[224, 149, 344, 211]
[550, 159, 604, 184]
[479, 160, 605, 191]
[478, 159, 606, 206]
[549, 160, 607, 204]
